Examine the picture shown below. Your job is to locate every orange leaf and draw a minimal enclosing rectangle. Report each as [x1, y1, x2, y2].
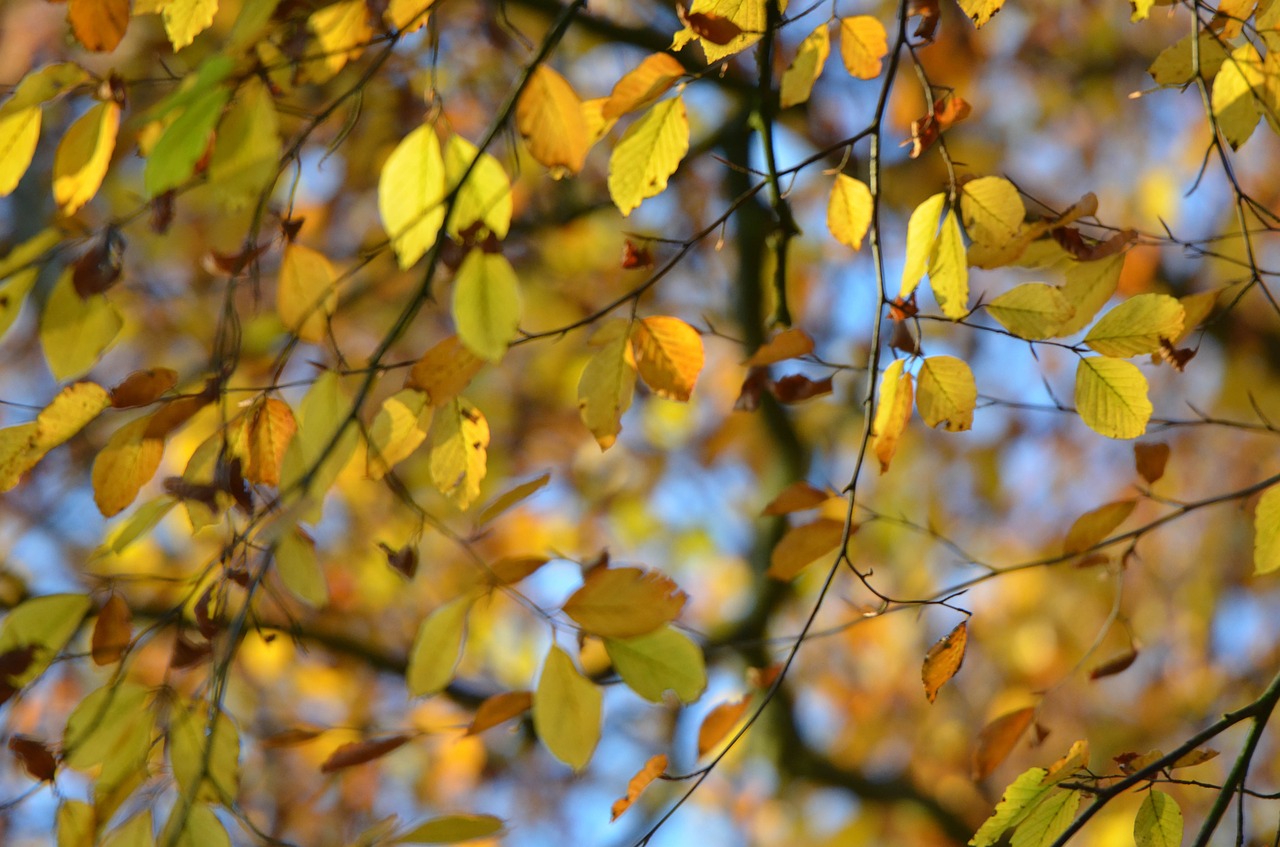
[92, 418, 166, 518]
[466, 691, 533, 736]
[761, 481, 833, 516]
[743, 328, 815, 367]
[972, 706, 1035, 780]
[1134, 442, 1170, 485]
[611, 754, 668, 821]
[1062, 500, 1135, 555]
[767, 518, 846, 581]
[922, 621, 967, 703]
[90, 594, 131, 665]
[67, 0, 129, 52]
[697, 697, 750, 757]
[771, 373, 833, 403]
[246, 398, 297, 487]
[405, 335, 485, 405]
[110, 368, 178, 409]
[630, 316, 704, 402]
[485, 556, 550, 586]
[562, 567, 687, 638]
[319, 735, 411, 773]
[604, 54, 685, 120]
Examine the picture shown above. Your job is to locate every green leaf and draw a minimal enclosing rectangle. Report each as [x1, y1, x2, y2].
[901, 193, 946, 299]
[986, 283, 1074, 340]
[62, 681, 153, 771]
[1084, 294, 1186, 357]
[608, 95, 690, 216]
[929, 209, 969, 319]
[276, 529, 329, 608]
[145, 86, 229, 196]
[969, 767, 1052, 847]
[406, 595, 472, 697]
[393, 814, 506, 844]
[40, 268, 123, 381]
[169, 700, 241, 803]
[206, 77, 280, 208]
[916, 356, 977, 431]
[0, 593, 93, 686]
[452, 249, 521, 362]
[1011, 789, 1080, 847]
[1135, 790, 1184, 847]
[1255, 484, 1280, 575]
[1074, 358, 1152, 440]
[605, 625, 706, 704]
[1148, 32, 1229, 86]
[379, 123, 446, 269]
[533, 644, 602, 771]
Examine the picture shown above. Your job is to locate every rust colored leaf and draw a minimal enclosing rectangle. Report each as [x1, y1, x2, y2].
[1156, 337, 1196, 372]
[909, 0, 940, 42]
[110, 368, 178, 409]
[320, 735, 411, 773]
[1089, 649, 1138, 680]
[151, 190, 175, 234]
[72, 228, 126, 298]
[1171, 748, 1219, 769]
[744, 329, 815, 367]
[971, 706, 1035, 780]
[1115, 749, 1164, 774]
[770, 374, 833, 404]
[761, 481, 832, 516]
[209, 242, 270, 276]
[747, 663, 783, 690]
[245, 398, 297, 487]
[90, 594, 131, 665]
[904, 96, 971, 158]
[889, 319, 919, 354]
[1134, 442, 1170, 484]
[144, 392, 214, 439]
[611, 754, 668, 821]
[1052, 227, 1137, 262]
[378, 542, 420, 579]
[260, 728, 324, 748]
[697, 697, 750, 757]
[0, 645, 37, 681]
[465, 690, 533, 735]
[677, 4, 743, 44]
[922, 621, 967, 703]
[8, 735, 56, 782]
[562, 567, 687, 639]
[621, 240, 653, 269]
[734, 367, 770, 412]
[67, 0, 130, 52]
[170, 632, 212, 669]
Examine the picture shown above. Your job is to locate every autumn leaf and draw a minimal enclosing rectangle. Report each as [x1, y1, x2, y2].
[578, 331, 636, 450]
[67, 0, 130, 52]
[465, 691, 533, 736]
[630, 316, 704, 401]
[1084, 294, 1185, 358]
[444, 134, 513, 240]
[474, 472, 551, 526]
[609, 96, 690, 216]
[1043, 739, 1090, 786]
[517, 66, 590, 177]
[1063, 500, 1136, 555]
[972, 706, 1036, 780]
[761, 481, 833, 516]
[780, 24, 830, 108]
[922, 621, 967, 703]
[958, 0, 1007, 27]
[827, 174, 872, 251]
[533, 645, 602, 771]
[563, 567, 687, 638]
[604, 53, 685, 120]
[245, 398, 298, 487]
[986, 284, 1075, 340]
[744, 328, 815, 366]
[319, 735, 411, 773]
[839, 17, 888, 80]
[1074, 358, 1152, 440]
[428, 398, 489, 510]
[697, 696, 750, 757]
[1255, 485, 1280, 575]
[8, 735, 57, 782]
[393, 815, 506, 844]
[405, 336, 486, 405]
[1135, 790, 1183, 847]
[278, 243, 338, 343]
[452, 249, 522, 362]
[53, 101, 120, 216]
[901, 194, 946, 298]
[1134, 442, 1170, 484]
[916, 356, 976, 431]
[90, 594, 131, 665]
[871, 358, 913, 473]
[767, 518, 846, 580]
[611, 754, 668, 821]
[379, 123, 446, 269]
[406, 595, 471, 697]
[92, 418, 166, 518]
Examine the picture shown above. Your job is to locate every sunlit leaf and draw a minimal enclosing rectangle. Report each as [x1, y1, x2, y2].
[1074, 358, 1152, 440]
[608, 95, 689, 216]
[1043, 740, 1090, 785]
[871, 358, 913, 473]
[278, 243, 338, 343]
[604, 53, 686, 119]
[827, 174, 872, 251]
[306, 0, 372, 81]
[744, 328, 815, 366]
[92, 417, 166, 517]
[145, 84, 229, 196]
[533, 645, 602, 771]
[100, 812, 155, 847]
[58, 800, 95, 847]
[611, 754, 668, 821]
[0, 63, 88, 193]
[671, 0, 778, 62]
[929, 210, 969, 319]
[697, 696, 750, 757]
[1255, 484, 1280, 575]
[475, 472, 551, 526]
[1084, 294, 1185, 358]
[379, 123, 446, 269]
[444, 134, 513, 240]
[922, 621, 967, 703]
[279, 371, 358, 513]
[1211, 44, 1264, 150]
[276, 529, 329, 608]
[452, 249, 521, 362]
[970, 767, 1051, 847]
[427, 398, 489, 509]
[367, 389, 432, 480]
[958, 0, 1007, 26]
[630, 316, 704, 401]
[245, 398, 297, 486]
[972, 706, 1035, 780]
[839, 16, 888, 80]
[53, 101, 120, 215]
[961, 176, 1025, 247]
[901, 193, 946, 298]
[0, 229, 62, 340]
[162, 0, 219, 50]
[0, 594, 93, 687]
[40, 269, 123, 381]
[563, 567, 687, 638]
[986, 283, 1074, 340]
[1010, 789, 1079, 847]
[516, 66, 590, 177]
[465, 691, 533, 735]
[767, 518, 846, 580]
[1148, 32, 1229, 86]
[1055, 255, 1123, 337]
[780, 24, 830, 107]
[407, 595, 472, 697]
[406, 336, 486, 405]
[916, 356, 976, 431]
[605, 625, 706, 703]
[62, 682, 152, 773]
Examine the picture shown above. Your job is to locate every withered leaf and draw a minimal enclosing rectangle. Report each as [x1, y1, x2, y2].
[260, 728, 324, 748]
[378, 542, 419, 579]
[110, 368, 178, 408]
[611, 754, 668, 821]
[770, 373, 834, 404]
[170, 631, 212, 669]
[761, 481, 832, 516]
[1134, 442, 1170, 484]
[90, 594, 131, 665]
[677, 4, 743, 44]
[7, 735, 56, 782]
[72, 227, 126, 298]
[743, 329, 815, 367]
[922, 621, 967, 703]
[319, 735, 411, 773]
[971, 706, 1035, 780]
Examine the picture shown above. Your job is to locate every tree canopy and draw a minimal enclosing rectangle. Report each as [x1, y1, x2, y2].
[2, 0, 1280, 845]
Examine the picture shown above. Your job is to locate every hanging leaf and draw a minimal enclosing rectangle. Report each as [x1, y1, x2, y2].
[958, 0, 1007, 26]
[1055, 255, 1123, 337]
[276, 529, 329, 608]
[670, 0, 769, 62]
[970, 767, 1052, 847]
[604, 625, 706, 703]
[827, 174, 872, 251]
[427, 398, 489, 509]
[972, 706, 1036, 780]
[929, 209, 969, 319]
[916, 356, 976, 431]
[630, 316, 704, 401]
[1074, 358, 1152, 440]
[1010, 789, 1080, 847]
[0, 594, 93, 690]
[99, 812, 154, 847]
[608, 96, 690, 216]
[0, 65, 89, 196]
[40, 268, 123, 381]
[986, 283, 1075, 340]
[1084, 294, 1185, 358]
[91, 594, 132, 665]
[767, 518, 846, 580]
[405, 336, 486, 405]
[110, 368, 178, 409]
[0, 229, 62, 340]
[320, 735, 411, 773]
[393, 815, 506, 845]
[8, 735, 57, 782]
[533, 645, 602, 771]
[516, 66, 590, 177]
[475, 472, 551, 527]
[563, 567, 687, 639]
[839, 16, 888, 80]
[484, 556, 551, 586]
[1134, 442, 1170, 484]
[452, 249, 521, 362]
[278, 243, 339, 343]
[207, 77, 281, 208]
[0, 381, 110, 490]
[245, 398, 297, 486]
[780, 24, 830, 107]
[367, 389, 432, 480]
[604, 53, 686, 119]
[279, 371, 359, 516]
[1148, 32, 1229, 86]
[1043, 740, 1090, 785]
[406, 595, 472, 697]
[1089, 649, 1138, 680]
[53, 100, 120, 216]
[961, 176, 1025, 248]
[696, 696, 750, 757]
[465, 691, 533, 736]
[169, 701, 240, 802]
[1255, 485, 1280, 575]
[578, 332, 636, 450]
[305, 0, 372, 81]
[162, 0, 219, 50]
[379, 123, 446, 269]
[922, 621, 967, 703]
[144, 84, 229, 196]
[1211, 44, 1264, 150]
[444, 134, 513, 240]
[1134, 790, 1183, 847]
[611, 754, 669, 821]
[871, 358, 914, 473]
[901, 193, 946, 298]
[1062, 500, 1135, 555]
[92, 418, 166, 517]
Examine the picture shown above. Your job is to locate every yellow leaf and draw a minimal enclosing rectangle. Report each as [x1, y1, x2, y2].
[407, 594, 472, 696]
[0, 594, 93, 687]
[1211, 43, 1264, 149]
[1062, 500, 1136, 555]
[92, 418, 166, 517]
[972, 706, 1035, 780]
[761, 481, 832, 515]
[100, 812, 154, 847]
[743, 328, 814, 366]
[611, 754, 668, 821]
[957, 0, 1006, 26]
[444, 134, 513, 240]
[276, 529, 329, 608]
[562, 567, 687, 639]
[922, 621, 967, 703]
[0, 231, 53, 340]
[608, 95, 690, 216]
[1134, 790, 1183, 847]
[780, 23, 830, 108]
[630, 316, 703, 401]
[226, 0, 281, 49]
[516, 66, 590, 177]
[0, 107, 42, 197]
[900, 193, 946, 298]
[379, 123, 446, 269]
[767, 518, 846, 580]
[960, 176, 1025, 247]
[40, 269, 123, 381]
[428, 398, 489, 509]
[827, 174, 872, 251]
[1148, 32, 1229, 86]
[1254, 485, 1280, 574]
[604, 53, 686, 120]
[533, 645, 602, 771]
[160, 801, 230, 847]
[53, 101, 120, 216]
[58, 800, 95, 847]
[384, 0, 435, 31]
[405, 335, 485, 404]
[162, 0, 218, 50]
[279, 371, 358, 513]
[577, 332, 636, 450]
[207, 77, 280, 208]
[697, 696, 750, 757]
[1084, 293, 1185, 358]
[871, 358, 913, 473]
[68, 0, 130, 52]
[394, 815, 505, 844]
[916, 355, 976, 431]
[929, 209, 969, 319]
[1130, 0, 1155, 20]
[1044, 740, 1091, 786]
[839, 16, 888, 80]
[604, 626, 706, 703]
[0, 423, 39, 492]
[91, 594, 132, 666]
[1055, 254, 1123, 336]
[474, 471, 551, 527]
[277, 243, 338, 343]
[0, 382, 110, 490]
[986, 283, 1075, 340]
[1074, 358, 1152, 440]
[245, 398, 297, 486]
[580, 96, 616, 145]
[452, 249, 521, 362]
[366, 388, 431, 480]
[306, 0, 371, 81]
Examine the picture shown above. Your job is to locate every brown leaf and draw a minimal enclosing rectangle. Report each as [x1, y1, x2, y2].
[743, 329, 815, 367]
[909, 0, 940, 42]
[208, 242, 270, 276]
[904, 96, 971, 158]
[150, 190, 175, 234]
[378, 542, 420, 579]
[485, 556, 550, 586]
[922, 621, 967, 703]
[1089, 649, 1138, 680]
[319, 735, 411, 773]
[67, 0, 129, 52]
[611, 754, 668, 821]
[621, 240, 653, 270]
[90, 594, 131, 665]
[466, 691, 534, 736]
[72, 228, 126, 298]
[697, 697, 750, 757]
[1133, 442, 1170, 484]
[260, 728, 324, 748]
[1156, 337, 1195, 372]
[1052, 227, 1136, 262]
[761, 481, 832, 516]
[971, 706, 1035, 780]
[734, 367, 770, 412]
[677, 4, 743, 44]
[144, 391, 215, 439]
[889, 319, 919, 355]
[110, 368, 178, 409]
[770, 374, 833, 404]
[0, 645, 37, 681]
[170, 632, 213, 669]
[8, 735, 56, 782]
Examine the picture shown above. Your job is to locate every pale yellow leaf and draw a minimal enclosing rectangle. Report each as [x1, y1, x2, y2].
[900, 193, 946, 298]
[671, 0, 781, 63]
[428, 398, 489, 509]
[960, 176, 1025, 247]
[986, 283, 1075, 340]
[0, 230, 63, 341]
[1074, 358, 1152, 440]
[916, 355, 976, 431]
[871, 358, 913, 472]
[827, 174, 872, 251]
[162, 0, 218, 50]
[780, 24, 830, 108]
[444, 134, 513, 240]
[608, 95, 689, 216]
[306, 0, 371, 81]
[379, 123, 446, 269]
[839, 16, 887, 79]
[52, 101, 120, 216]
[207, 77, 280, 209]
[577, 333, 636, 450]
[40, 269, 123, 381]
[1255, 485, 1280, 574]
[562, 567, 687, 639]
[366, 389, 431, 480]
[278, 243, 338, 343]
[1055, 254, 1123, 337]
[929, 209, 969, 319]
[516, 66, 590, 177]
[533, 645, 602, 771]
[452, 249, 521, 362]
[169, 700, 239, 802]
[604, 53, 685, 119]
[407, 595, 472, 696]
[384, 0, 435, 32]
[1135, 790, 1183, 847]
[279, 371, 358, 513]
[630, 315, 703, 401]
[1084, 293, 1185, 357]
[58, 800, 94, 847]
[767, 518, 845, 580]
[0, 106, 42, 197]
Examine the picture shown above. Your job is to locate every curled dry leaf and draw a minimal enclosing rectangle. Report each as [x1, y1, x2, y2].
[319, 735, 411, 773]
[922, 621, 967, 703]
[611, 754, 669, 821]
[971, 706, 1036, 780]
[378, 542, 419, 579]
[8, 735, 56, 782]
[771, 373, 834, 404]
[697, 697, 750, 758]
[904, 96, 971, 158]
